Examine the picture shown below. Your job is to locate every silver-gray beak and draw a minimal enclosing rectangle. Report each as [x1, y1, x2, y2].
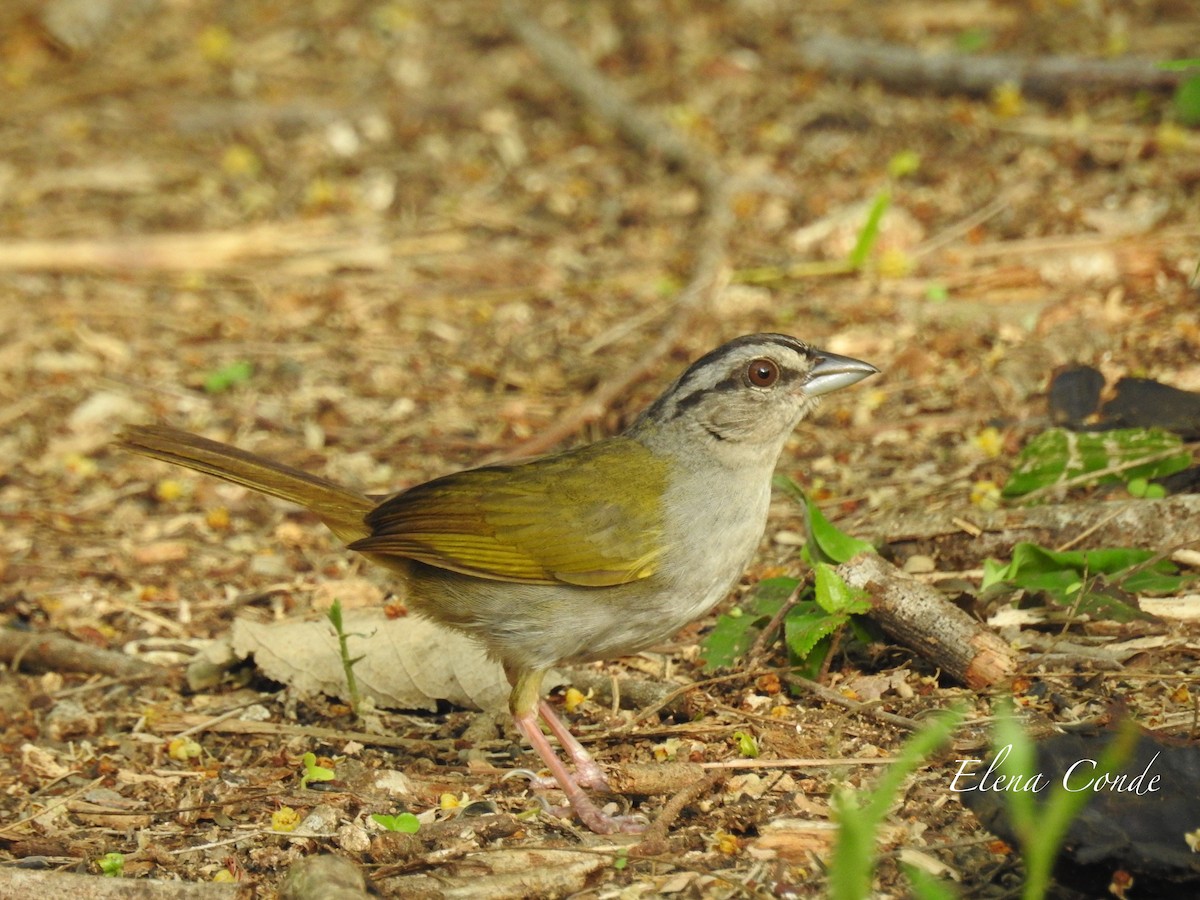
[805, 350, 879, 397]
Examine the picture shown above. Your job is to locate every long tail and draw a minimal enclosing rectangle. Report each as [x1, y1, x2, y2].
[117, 425, 374, 543]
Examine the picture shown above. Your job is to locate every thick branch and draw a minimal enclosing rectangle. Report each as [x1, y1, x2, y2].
[837, 553, 1016, 689]
[864, 494, 1200, 570]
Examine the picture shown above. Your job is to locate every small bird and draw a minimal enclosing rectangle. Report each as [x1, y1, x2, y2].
[119, 334, 877, 833]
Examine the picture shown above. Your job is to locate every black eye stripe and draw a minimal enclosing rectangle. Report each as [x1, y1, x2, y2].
[666, 363, 800, 415]
[637, 335, 817, 423]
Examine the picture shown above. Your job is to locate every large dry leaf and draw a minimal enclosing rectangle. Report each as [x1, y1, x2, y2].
[230, 610, 511, 712]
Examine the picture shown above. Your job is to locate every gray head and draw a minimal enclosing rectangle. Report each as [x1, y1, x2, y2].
[631, 333, 877, 459]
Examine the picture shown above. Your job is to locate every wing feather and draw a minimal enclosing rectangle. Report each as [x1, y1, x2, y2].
[348, 437, 665, 586]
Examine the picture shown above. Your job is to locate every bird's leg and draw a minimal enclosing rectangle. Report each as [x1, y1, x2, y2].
[508, 668, 645, 835]
[537, 699, 610, 791]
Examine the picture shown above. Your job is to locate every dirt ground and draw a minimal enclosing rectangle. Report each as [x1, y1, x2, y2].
[1, 1, 1199, 897]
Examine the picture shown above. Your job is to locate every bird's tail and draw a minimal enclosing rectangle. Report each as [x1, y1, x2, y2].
[117, 425, 374, 543]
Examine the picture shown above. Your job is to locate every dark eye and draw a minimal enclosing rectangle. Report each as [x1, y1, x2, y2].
[746, 358, 779, 387]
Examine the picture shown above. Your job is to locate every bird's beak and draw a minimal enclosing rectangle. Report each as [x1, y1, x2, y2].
[805, 351, 879, 397]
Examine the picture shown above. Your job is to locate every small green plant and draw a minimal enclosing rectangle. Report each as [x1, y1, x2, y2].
[981, 541, 1190, 622]
[827, 706, 965, 900]
[327, 598, 367, 714]
[98, 852, 125, 877]
[700, 481, 875, 676]
[989, 703, 1139, 900]
[299, 751, 336, 790]
[371, 812, 421, 833]
[731, 731, 760, 758]
[1126, 475, 1166, 499]
[847, 190, 892, 272]
[201, 360, 254, 393]
[1172, 74, 1200, 126]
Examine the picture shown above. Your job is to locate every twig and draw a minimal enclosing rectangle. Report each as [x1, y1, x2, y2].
[785, 674, 924, 732]
[836, 553, 1017, 690]
[746, 577, 810, 666]
[0, 630, 172, 683]
[0, 221, 389, 273]
[632, 772, 724, 855]
[701, 757, 895, 770]
[795, 32, 1193, 99]
[502, 4, 722, 186]
[634, 670, 767, 724]
[496, 4, 735, 459]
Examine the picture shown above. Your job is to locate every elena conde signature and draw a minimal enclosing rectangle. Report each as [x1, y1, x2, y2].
[949, 744, 1162, 796]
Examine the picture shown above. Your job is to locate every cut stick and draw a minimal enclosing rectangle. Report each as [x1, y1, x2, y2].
[837, 553, 1016, 690]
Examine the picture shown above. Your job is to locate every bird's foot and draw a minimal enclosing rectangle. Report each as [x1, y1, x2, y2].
[502, 767, 646, 834]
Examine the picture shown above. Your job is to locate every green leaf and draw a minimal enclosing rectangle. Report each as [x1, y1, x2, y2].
[1158, 58, 1200, 71]
[201, 360, 254, 394]
[829, 706, 965, 900]
[803, 494, 875, 564]
[980, 542, 1188, 621]
[814, 563, 873, 616]
[300, 751, 336, 789]
[699, 577, 796, 672]
[991, 701, 1139, 900]
[955, 27, 991, 53]
[924, 282, 950, 303]
[98, 852, 125, 877]
[887, 150, 921, 180]
[904, 864, 959, 900]
[371, 812, 420, 833]
[847, 190, 891, 271]
[1174, 76, 1200, 126]
[1002, 427, 1190, 498]
[732, 731, 760, 758]
[784, 606, 845, 660]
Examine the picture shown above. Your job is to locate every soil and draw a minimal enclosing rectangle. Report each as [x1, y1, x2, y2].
[1, 1, 1198, 897]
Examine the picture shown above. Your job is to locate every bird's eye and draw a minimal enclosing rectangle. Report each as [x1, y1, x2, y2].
[746, 358, 780, 387]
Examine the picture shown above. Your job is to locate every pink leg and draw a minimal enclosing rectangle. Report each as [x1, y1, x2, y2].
[513, 709, 645, 835]
[538, 699, 611, 791]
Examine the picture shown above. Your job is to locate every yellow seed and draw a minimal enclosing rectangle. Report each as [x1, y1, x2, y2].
[154, 479, 184, 502]
[205, 506, 231, 530]
[197, 26, 233, 64]
[712, 830, 741, 855]
[971, 427, 1003, 459]
[168, 737, 202, 761]
[271, 807, 300, 832]
[970, 480, 1001, 511]
[991, 82, 1024, 118]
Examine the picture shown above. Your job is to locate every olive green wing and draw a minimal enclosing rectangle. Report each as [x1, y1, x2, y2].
[348, 437, 666, 587]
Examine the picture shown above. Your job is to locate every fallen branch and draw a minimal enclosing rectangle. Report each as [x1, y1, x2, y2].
[795, 32, 1193, 99]
[837, 553, 1017, 690]
[497, 4, 734, 459]
[864, 494, 1200, 570]
[0, 867, 237, 899]
[0, 221, 394, 274]
[0, 630, 171, 683]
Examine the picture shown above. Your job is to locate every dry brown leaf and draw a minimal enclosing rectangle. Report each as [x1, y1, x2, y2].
[230, 609, 510, 711]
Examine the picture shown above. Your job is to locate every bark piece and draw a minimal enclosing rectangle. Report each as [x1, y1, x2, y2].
[837, 554, 1016, 689]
